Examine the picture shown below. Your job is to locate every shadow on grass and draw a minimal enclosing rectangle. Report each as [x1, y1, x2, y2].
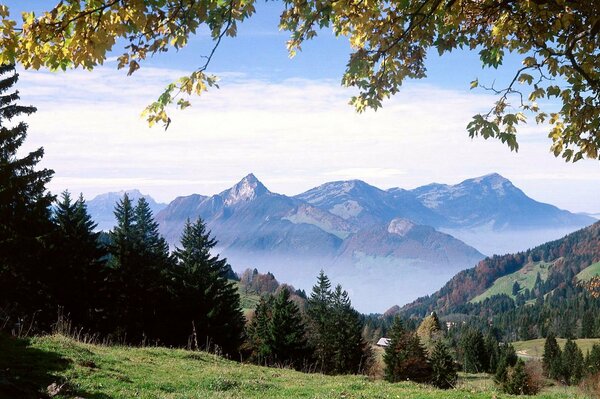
[0, 333, 111, 399]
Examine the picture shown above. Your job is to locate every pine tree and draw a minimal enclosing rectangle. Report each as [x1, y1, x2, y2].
[562, 338, 584, 385]
[329, 285, 372, 374]
[51, 191, 106, 326]
[247, 288, 308, 368]
[586, 344, 600, 374]
[461, 329, 487, 373]
[384, 317, 431, 383]
[542, 333, 562, 380]
[172, 218, 244, 355]
[0, 64, 55, 321]
[495, 343, 518, 384]
[429, 341, 457, 389]
[306, 272, 371, 375]
[306, 271, 334, 373]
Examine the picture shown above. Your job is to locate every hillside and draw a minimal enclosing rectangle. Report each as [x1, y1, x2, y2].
[401, 221, 600, 318]
[0, 334, 587, 399]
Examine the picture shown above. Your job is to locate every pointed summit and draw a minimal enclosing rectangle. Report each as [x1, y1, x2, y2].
[221, 173, 269, 206]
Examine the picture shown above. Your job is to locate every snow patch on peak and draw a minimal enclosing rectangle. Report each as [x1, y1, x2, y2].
[387, 218, 416, 237]
[222, 173, 268, 206]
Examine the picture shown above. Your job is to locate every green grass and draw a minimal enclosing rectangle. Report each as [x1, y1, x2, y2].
[0, 334, 592, 399]
[233, 281, 261, 314]
[576, 262, 600, 282]
[513, 338, 600, 359]
[471, 261, 553, 303]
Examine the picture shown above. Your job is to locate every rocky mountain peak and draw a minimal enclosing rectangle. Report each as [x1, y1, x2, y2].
[222, 173, 269, 206]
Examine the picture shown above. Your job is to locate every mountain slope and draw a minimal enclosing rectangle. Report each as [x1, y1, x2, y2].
[400, 220, 600, 318]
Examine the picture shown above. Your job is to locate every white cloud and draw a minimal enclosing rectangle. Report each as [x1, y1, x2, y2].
[14, 66, 600, 213]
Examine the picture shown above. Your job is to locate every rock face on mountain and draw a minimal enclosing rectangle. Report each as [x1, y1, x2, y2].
[87, 189, 167, 231]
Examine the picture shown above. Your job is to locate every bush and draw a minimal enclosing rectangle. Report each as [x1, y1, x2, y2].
[500, 360, 540, 395]
[580, 372, 600, 398]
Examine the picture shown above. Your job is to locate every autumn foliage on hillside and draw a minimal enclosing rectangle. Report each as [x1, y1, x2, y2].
[402, 221, 600, 317]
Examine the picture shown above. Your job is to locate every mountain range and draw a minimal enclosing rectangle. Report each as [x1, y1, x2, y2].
[86, 173, 594, 312]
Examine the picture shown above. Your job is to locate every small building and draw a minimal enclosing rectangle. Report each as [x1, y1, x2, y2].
[376, 337, 391, 347]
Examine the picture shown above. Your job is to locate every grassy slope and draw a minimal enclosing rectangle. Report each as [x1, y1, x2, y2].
[576, 262, 600, 282]
[0, 334, 589, 399]
[513, 338, 600, 359]
[471, 261, 553, 303]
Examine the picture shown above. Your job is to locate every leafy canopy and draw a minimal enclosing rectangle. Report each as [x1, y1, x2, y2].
[1, 1, 599, 160]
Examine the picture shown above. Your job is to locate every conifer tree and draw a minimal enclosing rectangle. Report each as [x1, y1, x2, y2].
[172, 218, 244, 355]
[460, 329, 488, 373]
[501, 359, 537, 395]
[0, 64, 54, 320]
[586, 344, 600, 375]
[306, 272, 371, 375]
[562, 338, 584, 385]
[542, 333, 563, 380]
[384, 317, 431, 383]
[51, 191, 106, 326]
[329, 285, 372, 375]
[429, 341, 457, 389]
[247, 288, 308, 368]
[306, 271, 334, 372]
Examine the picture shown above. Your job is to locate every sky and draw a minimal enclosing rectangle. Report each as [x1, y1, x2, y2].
[9, 2, 600, 213]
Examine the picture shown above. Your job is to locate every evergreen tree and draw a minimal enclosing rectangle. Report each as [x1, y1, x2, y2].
[460, 329, 487, 373]
[247, 288, 308, 368]
[512, 281, 521, 296]
[586, 344, 600, 375]
[306, 271, 334, 373]
[429, 341, 457, 389]
[329, 285, 372, 375]
[0, 64, 54, 321]
[171, 218, 244, 355]
[306, 272, 371, 375]
[51, 191, 106, 326]
[562, 338, 584, 385]
[495, 343, 518, 384]
[384, 317, 431, 383]
[542, 333, 562, 380]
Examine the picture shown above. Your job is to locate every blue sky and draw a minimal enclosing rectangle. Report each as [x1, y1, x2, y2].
[6, 2, 600, 213]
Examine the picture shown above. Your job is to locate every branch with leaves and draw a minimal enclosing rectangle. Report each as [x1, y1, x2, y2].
[0, 0, 599, 161]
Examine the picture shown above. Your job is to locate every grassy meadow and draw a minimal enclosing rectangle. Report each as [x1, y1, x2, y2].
[0, 334, 593, 399]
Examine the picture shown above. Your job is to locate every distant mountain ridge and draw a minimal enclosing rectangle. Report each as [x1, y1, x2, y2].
[88, 173, 594, 312]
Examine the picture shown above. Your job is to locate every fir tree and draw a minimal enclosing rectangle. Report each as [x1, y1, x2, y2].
[172, 218, 244, 355]
[384, 317, 431, 383]
[0, 64, 54, 321]
[460, 329, 487, 373]
[306, 271, 334, 373]
[51, 191, 106, 326]
[429, 341, 457, 389]
[329, 285, 372, 375]
[306, 272, 371, 375]
[586, 344, 600, 374]
[542, 333, 562, 380]
[247, 288, 308, 368]
[562, 338, 584, 385]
